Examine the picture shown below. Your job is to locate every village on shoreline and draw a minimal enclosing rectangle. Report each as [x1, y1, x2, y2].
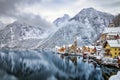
[54, 23, 120, 69]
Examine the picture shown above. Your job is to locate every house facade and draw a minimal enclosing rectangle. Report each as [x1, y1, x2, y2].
[101, 27, 120, 42]
[103, 39, 120, 58]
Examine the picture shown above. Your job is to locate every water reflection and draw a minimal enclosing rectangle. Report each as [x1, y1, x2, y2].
[0, 49, 104, 80]
[0, 70, 17, 80]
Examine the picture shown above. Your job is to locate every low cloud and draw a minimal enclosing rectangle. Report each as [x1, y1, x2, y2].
[90, 0, 120, 8]
[14, 13, 53, 29]
[0, 0, 120, 26]
[0, 0, 54, 29]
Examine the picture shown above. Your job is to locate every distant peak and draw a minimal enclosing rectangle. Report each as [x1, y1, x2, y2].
[53, 14, 70, 26]
[57, 14, 70, 20]
[74, 7, 102, 17]
[63, 14, 70, 18]
[84, 7, 95, 10]
[81, 7, 96, 12]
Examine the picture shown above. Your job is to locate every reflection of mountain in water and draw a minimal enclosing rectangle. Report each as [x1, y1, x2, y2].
[0, 70, 17, 80]
[0, 49, 104, 80]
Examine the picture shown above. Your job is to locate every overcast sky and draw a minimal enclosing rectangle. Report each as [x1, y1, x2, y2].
[0, 0, 120, 25]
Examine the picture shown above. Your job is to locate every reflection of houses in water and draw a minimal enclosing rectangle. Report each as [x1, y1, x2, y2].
[55, 40, 79, 66]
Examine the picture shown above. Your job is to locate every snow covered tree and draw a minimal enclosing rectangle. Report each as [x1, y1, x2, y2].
[113, 14, 120, 27]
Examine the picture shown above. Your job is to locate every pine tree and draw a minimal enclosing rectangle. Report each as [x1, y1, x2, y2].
[113, 14, 120, 27]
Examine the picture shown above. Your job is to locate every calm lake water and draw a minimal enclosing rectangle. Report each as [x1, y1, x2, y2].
[0, 49, 116, 80]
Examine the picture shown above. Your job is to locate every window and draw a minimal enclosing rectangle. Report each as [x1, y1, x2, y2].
[115, 53, 117, 55]
[119, 48, 120, 51]
[119, 53, 120, 56]
[110, 54, 112, 57]
[115, 48, 117, 51]
[114, 56, 117, 59]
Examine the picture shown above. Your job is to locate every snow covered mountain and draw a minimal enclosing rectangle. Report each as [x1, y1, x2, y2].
[0, 21, 51, 49]
[0, 8, 115, 49]
[53, 14, 70, 27]
[70, 8, 114, 33]
[41, 8, 114, 48]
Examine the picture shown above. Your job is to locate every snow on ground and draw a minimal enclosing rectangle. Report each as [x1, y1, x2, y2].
[109, 71, 120, 80]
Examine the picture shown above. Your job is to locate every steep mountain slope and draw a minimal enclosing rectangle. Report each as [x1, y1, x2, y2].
[0, 21, 50, 49]
[41, 8, 114, 48]
[70, 8, 114, 33]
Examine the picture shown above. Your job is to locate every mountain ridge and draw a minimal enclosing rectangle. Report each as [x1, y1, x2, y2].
[0, 21, 51, 49]
[0, 8, 115, 49]
[41, 8, 114, 48]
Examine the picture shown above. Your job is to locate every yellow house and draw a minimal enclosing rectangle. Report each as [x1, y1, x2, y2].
[103, 39, 120, 58]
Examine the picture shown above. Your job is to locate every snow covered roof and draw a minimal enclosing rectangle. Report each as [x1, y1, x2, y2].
[68, 44, 72, 47]
[85, 45, 95, 49]
[95, 46, 102, 50]
[103, 27, 120, 34]
[107, 33, 118, 36]
[95, 56, 102, 59]
[109, 71, 120, 80]
[55, 46, 61, 49]
[107, 39, 120, 47]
